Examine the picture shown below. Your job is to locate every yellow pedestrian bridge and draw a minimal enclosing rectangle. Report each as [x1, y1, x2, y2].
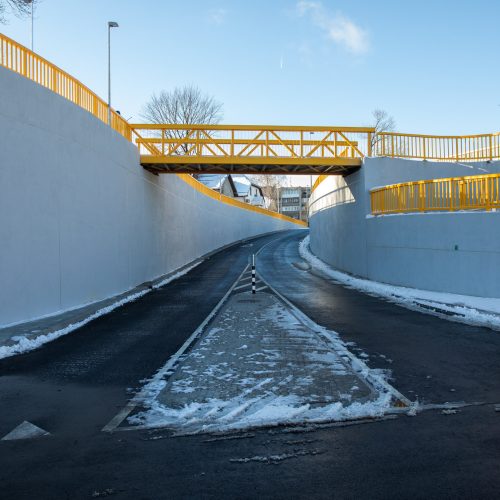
[2, 32, 500, 177]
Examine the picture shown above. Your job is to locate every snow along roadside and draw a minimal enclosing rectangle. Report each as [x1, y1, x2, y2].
[299, 236, 500, 331]
[0, 261, 202, 360]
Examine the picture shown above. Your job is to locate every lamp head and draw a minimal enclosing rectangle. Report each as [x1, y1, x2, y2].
[108, 21, 119, 28]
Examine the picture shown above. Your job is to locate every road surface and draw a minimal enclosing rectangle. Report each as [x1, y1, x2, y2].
[1, 230, 499, 499]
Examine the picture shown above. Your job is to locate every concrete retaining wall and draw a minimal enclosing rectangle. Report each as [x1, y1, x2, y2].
[309, 157, 500, 298]
[0, 66, 299, 327]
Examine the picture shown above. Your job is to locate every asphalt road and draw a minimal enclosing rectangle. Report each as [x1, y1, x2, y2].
[0, 229, 499, 499]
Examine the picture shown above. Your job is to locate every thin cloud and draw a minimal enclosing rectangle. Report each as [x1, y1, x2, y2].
[296, 1, 369, 54]
[209, 8, 227, 25]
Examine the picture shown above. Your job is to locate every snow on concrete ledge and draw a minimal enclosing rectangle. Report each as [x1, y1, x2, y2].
[0, 261, 201, 360]
[300, 236, 500, 331]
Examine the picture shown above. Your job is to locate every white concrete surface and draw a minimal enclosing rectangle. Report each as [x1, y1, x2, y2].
[0, 65, 298, 327]
[309, 157, 500, 298]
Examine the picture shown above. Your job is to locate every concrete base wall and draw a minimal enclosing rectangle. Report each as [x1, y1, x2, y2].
[309, 157, 500, 298]
[0, 66, 298, 327]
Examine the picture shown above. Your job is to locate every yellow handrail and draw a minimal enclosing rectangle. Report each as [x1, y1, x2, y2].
[312, 175, 328, 191]
[376, 131, 500, 162]
[178, 174, 307, 226]
[130, 124, 373, 164]
[371, 173, 500, 215]
[0, 32, 131, 140]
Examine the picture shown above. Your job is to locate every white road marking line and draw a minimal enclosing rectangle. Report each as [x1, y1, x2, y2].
[233, 284, 249, 291]
[256, 272, 413, 408]
[254, 286, 268, 292]
[2, 421, 50, 441]
[102, 264, 251, 433]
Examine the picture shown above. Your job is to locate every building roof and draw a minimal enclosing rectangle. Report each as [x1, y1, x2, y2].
[232, 175, 263, 197]
[196, 174, 228, 190]
[196, 174, 264, 200]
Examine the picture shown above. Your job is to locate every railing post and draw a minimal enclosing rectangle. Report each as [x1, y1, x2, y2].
[489, 135, 493, 161]
[367, 132, 372, 157]
[22, 49, 27, 77]
[455, 138, 459, 162]
[300, 131, 303, 157]
[449, 180, 454, 211]
[161, 128, 165, 156]
[231, 129, 234, 156]
[51, 66, 56, 93]
[419, 182, 425, 212]
[485, 177, 491, 211]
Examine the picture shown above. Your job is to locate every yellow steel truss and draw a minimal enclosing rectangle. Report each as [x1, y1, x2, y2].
[131, 124, 372, 174]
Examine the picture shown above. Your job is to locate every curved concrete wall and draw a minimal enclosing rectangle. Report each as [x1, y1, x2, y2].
[309, 157, 500, 298]
[0, 66, 300, 327]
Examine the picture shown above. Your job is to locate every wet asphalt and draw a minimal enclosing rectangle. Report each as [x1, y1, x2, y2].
[0, 229, 499, 499]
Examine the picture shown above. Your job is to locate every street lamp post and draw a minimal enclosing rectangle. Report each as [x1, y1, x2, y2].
[31, 0, 34, 51]
[107, 21, 119, 126]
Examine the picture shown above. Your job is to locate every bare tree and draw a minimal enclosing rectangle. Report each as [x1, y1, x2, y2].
[371, 109, 396, 153]
[142, 85, 223, 154]
[0, 0, 34, 23]
[250, 174, 285, 211]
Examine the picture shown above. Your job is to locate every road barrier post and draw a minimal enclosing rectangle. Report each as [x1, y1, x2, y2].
[252, 254, 256, 294]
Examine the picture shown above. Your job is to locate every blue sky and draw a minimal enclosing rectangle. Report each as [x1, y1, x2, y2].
[2, 0, 500, 134]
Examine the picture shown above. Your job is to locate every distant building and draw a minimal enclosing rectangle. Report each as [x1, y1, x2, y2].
[195, 174, 266, 208]
[231, 175, 266, 207]
[195, 174, 237, 198]
[279, 186, 311, 222]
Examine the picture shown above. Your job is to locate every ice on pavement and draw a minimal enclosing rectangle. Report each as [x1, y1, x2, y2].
[128, 291, 393, 433]
[299, 235, 500, 331]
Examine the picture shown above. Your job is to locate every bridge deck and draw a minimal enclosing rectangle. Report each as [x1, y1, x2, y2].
[140, 155, 362, 174]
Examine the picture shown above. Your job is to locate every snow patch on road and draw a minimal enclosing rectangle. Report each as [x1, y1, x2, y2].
[130, 391, 392, 434]
[128, 292, 397, 434]
[299, 235, 500, 331]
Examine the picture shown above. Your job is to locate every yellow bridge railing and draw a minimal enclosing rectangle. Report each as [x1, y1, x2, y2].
[0, 32, 131, 140]
[130, 124, 373, 172]
[2, 32, 500, 173]
[375, 131, 500, 162]
[371, 173, 500, 215]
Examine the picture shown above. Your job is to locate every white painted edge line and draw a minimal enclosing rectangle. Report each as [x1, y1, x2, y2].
[255, 260, 413, 409]
[102, 263, 251, 433]
[233, 283, 250, 291]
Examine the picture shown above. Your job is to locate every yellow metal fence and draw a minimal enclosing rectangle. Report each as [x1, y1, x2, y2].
[371, 173, 500, 215]
[0, 32, 131, 140]
[375, 131, 500, 162]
